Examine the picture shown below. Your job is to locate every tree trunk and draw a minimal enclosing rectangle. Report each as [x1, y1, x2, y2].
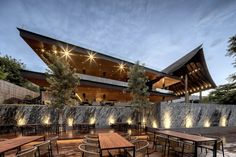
[56, 109, 63, 134]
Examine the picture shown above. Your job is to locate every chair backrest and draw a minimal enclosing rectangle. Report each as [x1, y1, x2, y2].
[84, 134, 98, 139]
[147, 132, 155, 141]
[130, 136, 138, 143]
[169, 138, 180, 147]
[16, 147, 37, 157]
[83, 137, 99, 145]
[35, 140, 50, 156]
[156, 134, 168, 145]
[183, 141, 195, 153]
[50, 136, 58, 147]
[78, 143, 100, 157]
[133, 140, 149, 157]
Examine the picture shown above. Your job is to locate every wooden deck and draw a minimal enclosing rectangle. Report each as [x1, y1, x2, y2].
[0, 128, 235, 156]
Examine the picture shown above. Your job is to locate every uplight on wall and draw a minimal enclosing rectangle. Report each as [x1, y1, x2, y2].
[17, 117, 26, 126]
[164, 111, 171, 129]
[142, 118, 146, 124]
[185, 115, 193, 128]
[220, 115, 227, 127]
[152, 120, 158, 128]
[128, 129, 132, 135]
[89, 117, 96, 124]
[204, 119, 210, 127]
[127, 118, 132, 125]
[67, 118, 74, 127]
[42, 115, 50, 125]
[108, 116, 115, 125]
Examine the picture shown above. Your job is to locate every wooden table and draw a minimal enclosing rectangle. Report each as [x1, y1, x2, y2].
[98, 133, 135, 157]
[156, 130, 217, 157]
[0, 136, 45, 157]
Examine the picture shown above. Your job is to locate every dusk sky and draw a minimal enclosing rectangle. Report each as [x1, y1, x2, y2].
[0, 0, 236, 92]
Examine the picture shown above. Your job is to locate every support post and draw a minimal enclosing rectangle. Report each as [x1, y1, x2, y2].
[199, 90, 202, 103]
[185, 74, 189, 103]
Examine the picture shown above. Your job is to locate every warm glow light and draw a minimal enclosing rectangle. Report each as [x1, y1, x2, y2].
[127, 118, 132, 125]
[152, 120, 158, 128]
[43, 116, 50, 125]
[186, 115, 193, 128]
[164, 111, 171, 129]
[108, 116, 115, 125]
[220, 115, 227, 127]
[86, 51, 96, 63]
[118, 63, 126, 72]
[67, 118, 73, 127]
[128, 129, 132, 135]
[61, 45, 73, 59]
[89, 117, 96, 124]
[41, 48, 45, 52]
[204, 119, 210, 127]
[17, 118, 26, 126]
[142, 118, 146, 126]
[75, 93, 82, 102]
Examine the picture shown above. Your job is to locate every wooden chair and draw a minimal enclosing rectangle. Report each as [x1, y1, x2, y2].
[16, 147, 37, 157]
[84, 134, 98, 139]
[199, 136, 224, 157]
[35, 140, 51, 157]
[127, 140, 149, 157]
[168, 137, 183, 157]
[78, 143, 100, 157]
[49, 136, 59, 156]
[83, 136, 99, 146]
[153, 134, 168, 155]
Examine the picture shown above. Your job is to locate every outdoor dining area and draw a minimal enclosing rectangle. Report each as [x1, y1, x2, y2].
[0, 124, 225, 157]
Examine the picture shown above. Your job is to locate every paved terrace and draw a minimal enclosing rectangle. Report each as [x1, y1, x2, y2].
[0, 127, 236, 157]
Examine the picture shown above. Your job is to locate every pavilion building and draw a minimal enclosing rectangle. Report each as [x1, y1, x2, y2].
[17, 28, 216, 104]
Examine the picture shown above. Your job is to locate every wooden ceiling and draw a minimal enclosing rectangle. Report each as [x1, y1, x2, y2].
[18, 28, 180, 89]
[162, 45, 216, 96]
[18, 28, 215, 101]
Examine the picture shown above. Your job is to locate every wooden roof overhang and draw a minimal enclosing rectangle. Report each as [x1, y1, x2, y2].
[18, 28, 180, 89]
[21, 70, 177, 102]
[162, 45, 216, 96]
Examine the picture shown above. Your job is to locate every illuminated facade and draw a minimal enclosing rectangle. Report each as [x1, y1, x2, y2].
[18, 28, 216, 104]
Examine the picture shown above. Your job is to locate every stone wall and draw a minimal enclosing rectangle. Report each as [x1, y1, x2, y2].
[1, 103, 235, 129]
[159, 102, 236, 129]
[0, 80, 39, 103]
[0, 104, 158, 128]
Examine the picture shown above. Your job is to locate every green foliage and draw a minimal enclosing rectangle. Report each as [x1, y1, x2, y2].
[0, 68, 8, 80]
[0, 54, 25, 85]
[227, 35, 236, 81]
[128, 61, 149, 110]
[208, 82, 236, 104]
[43, 52, 80, 110]
[0, 54, 39, 92]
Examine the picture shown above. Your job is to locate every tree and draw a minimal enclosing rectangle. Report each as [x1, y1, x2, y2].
[42, 52, 80, 130]
[208, 35, 236, 104]
[44, 52, 80, 110]
[227, 35, 236, 81]
[127, 61, 150, 122]
[208, 82, 236, 104]
[0, 54, 25, 85]
[0, 54, 39, 92]
[0, 68, 8, 80]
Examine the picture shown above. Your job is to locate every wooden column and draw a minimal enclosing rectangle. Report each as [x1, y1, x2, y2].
[185, 74, 189, 103]
[199, 90, 202, 103]
[162, 78, 165, 101]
